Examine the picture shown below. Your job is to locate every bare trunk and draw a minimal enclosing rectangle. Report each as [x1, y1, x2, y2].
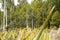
[32, 12, 33, 29]
[3, 0, 7, 31]
[26, 10, 28, 28]
[6, 7, 7, 28]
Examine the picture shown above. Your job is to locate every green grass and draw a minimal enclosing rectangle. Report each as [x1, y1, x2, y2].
[0, 28, 52, 40]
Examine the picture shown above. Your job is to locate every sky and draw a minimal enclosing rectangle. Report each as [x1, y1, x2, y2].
[0, 0, 46, 12]
[0, 3, 2, 9]
[42, 0, 45, 1]
[14, 0, 33, 5]
[0, 3, 4, 12]
[0, 0, 33, 11]
[0, 0, 46, 8]
[0, 0, 33, 8]
[14, 0, 19, 6]
[27, 0, 33, 4]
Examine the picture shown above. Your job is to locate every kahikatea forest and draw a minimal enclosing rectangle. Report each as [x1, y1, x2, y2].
[0, 0, 60, 40]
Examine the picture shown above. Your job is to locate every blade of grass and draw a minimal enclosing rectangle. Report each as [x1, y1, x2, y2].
[33, 5, 55, 40]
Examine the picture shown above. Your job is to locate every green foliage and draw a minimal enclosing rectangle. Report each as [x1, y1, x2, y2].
[51, 11, 60, 27]
[0, 0, 60, 29]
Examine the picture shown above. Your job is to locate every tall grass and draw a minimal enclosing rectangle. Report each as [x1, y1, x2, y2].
[33, 5, 55, 40]
[0, 28, 51, 40]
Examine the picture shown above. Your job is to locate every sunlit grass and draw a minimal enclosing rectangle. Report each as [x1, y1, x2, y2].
[0, 28, 52, 40]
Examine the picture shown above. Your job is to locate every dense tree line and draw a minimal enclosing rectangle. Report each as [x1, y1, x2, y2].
[0, 0, 60, 29]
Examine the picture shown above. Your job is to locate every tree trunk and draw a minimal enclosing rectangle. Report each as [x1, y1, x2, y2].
[3, 0, 7, 31]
